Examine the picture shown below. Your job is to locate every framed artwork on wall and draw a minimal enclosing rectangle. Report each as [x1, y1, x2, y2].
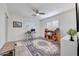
[13, 21, 22, 28]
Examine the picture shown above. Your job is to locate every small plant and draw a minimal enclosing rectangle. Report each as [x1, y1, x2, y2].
[67, 29, 77, 36]
[67, 29, 77, 41]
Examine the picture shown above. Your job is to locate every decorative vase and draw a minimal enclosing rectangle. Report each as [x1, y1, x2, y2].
[70, 36, 74, 41]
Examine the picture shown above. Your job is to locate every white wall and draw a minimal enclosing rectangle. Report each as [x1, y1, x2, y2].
[40, 8, 76, 38]
[7, 15, 41, 41]
[61, 35, 77, 56]
[58, 8, 77, 56]
[7, 15, 25, 41]
[0, 4, 7, 49]
[23, 19, 41, 37]
[7, 4, 76, 41]
[59, 8, 77, 37]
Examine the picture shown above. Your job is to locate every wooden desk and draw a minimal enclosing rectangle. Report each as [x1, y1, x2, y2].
[0, 42, 15, 56]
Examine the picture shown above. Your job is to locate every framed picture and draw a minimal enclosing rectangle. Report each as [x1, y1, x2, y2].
[13, 21, 22, 28]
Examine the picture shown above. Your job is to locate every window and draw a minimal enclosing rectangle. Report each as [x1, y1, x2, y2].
[46, 20, 59, 30]
[25, 22, 35, 30]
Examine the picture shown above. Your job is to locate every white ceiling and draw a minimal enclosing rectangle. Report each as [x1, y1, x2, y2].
[6, 3, 75, 20]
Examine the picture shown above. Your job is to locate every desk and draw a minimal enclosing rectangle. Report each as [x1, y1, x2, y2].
[61, 35, 77, 56]
[0, 42, 15, 56]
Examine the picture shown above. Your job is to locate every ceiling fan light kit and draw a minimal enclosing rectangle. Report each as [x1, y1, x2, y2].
[36, 13, 39, 16]
[32, 8, 46, 16]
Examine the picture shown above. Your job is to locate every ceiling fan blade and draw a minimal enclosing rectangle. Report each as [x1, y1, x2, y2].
[36, 10, 39, 13]
[32, 8, 46, 16]
[32, 8, 39, 13]
[39, 12, 45, 15]
[32, 14, 36, 16]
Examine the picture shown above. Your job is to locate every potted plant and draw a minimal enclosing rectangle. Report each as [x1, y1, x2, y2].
[67, 29, 77, 41]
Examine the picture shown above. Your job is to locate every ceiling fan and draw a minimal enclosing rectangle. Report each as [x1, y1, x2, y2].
[32, 8, 46, 16]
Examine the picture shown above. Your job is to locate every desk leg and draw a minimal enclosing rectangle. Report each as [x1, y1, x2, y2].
[13, 49, 15, 56]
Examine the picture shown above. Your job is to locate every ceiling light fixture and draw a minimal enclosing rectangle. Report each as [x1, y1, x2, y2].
[36, 13, 39, 16]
